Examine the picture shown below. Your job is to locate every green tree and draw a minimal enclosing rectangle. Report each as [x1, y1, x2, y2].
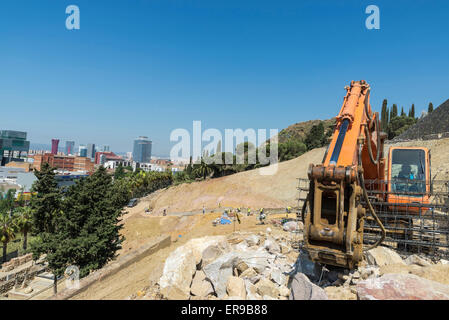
[32, 167, 124, 293]
[278, 140, 307, 161]
[409, 104, 415, 118]
[30, 162, 61, 234]
[114, 164, 126, 180]
[390, 104, 398, 119]
[401, 106, 406, 116]
[0, 210, 17, 262]
[194, 159, 213, 180]
[381, 99, 388, 131]
[428, 102, 434, 113]
[16, 206, 33, 251]
[305, 122, 325, 150]
[387, 115, 417, 140]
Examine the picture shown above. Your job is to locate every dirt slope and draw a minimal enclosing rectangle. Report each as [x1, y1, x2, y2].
[147, 147, 326, 214]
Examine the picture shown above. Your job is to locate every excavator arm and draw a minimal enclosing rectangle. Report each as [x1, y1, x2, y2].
[304, 80, 387, 268]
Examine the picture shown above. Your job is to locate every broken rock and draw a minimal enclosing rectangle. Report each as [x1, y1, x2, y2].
[365, 246, 405, 267]
[255, 278, 280, 299]
[240, 267, 257, 279]
[203, 252, 239, 298]
[357, 273, 449, 300]
[226, 276, 246, 300]
[270, 269, 287, 286]
[289, 272, 328, 300]
[245, 234, 260, 247]
[190, 270, 214, 297]
[404, 254, 432, 267]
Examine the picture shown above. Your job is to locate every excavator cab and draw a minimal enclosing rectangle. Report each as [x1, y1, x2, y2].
[386, 147, 431, 213]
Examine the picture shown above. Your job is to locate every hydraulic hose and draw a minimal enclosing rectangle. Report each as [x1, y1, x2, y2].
[358, 144, 386, 251]
[364, 114, 381, 166]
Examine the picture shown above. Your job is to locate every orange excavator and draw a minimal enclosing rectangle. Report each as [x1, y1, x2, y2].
[302, 80, 448, 269]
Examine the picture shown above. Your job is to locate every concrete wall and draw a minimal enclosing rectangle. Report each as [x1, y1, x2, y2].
[50, 234, 171, 300]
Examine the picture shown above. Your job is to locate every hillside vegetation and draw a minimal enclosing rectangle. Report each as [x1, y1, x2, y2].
[396, 99, 449, 140]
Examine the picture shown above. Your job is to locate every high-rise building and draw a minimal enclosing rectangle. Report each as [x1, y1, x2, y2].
[102, 145, 110, 152]
[132, 136, 152, 163]
[0, 130, 30, 166]
[65, 141, 75, 155]
[51, 139, 60, 155]
[79, 145, 87, 157]
[86, 143, 96, 159]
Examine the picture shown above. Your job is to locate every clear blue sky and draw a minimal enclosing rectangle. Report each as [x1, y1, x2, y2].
[1, 0, 448, 156]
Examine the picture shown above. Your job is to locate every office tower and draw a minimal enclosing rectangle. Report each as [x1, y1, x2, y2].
[79, 145, 87, 157]
[65, 141, 75, 155]
[86, 143, 96, 159]
[132, 136, 152, 163]
[51, 139, 59, 155]
[0, 130, 30, 165]
[103, 145, 110, 152]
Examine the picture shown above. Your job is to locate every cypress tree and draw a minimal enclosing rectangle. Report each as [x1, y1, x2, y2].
[401, 106, 406, 116]
[428, 102, 434, 113]
[391, 104, 398, 118]
[386, 106, 389, 126]
[409, 104, 415, 118]
[381, 99, 388, 131]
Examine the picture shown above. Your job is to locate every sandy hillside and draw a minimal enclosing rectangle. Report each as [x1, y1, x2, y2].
[147, 147, 326, 214]
[146, 137, 449, 215]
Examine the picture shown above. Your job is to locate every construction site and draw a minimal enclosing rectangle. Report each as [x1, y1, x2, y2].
[33, 84, 447, 301]
[3, 2, 449, 306]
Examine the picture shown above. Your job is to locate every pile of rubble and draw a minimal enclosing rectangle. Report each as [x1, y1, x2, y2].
[137, 220, 449, 300]
[154, 227, 311, 300]
[323, 246, 449, 300]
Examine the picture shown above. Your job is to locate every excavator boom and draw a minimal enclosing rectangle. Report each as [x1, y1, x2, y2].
[304, 80, 386, 268]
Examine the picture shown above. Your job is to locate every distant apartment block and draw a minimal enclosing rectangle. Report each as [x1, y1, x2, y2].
[32, 153, 94, 173]
[51, 139, 59, 155]
[132, 136, 152, 163]
[0, 130, 30, 166]
[103, 159, 133, 170]
[65, 140, 75, 155]
[94, 151, 122, 165]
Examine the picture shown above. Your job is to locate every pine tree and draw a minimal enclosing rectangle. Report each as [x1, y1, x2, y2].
[32, 167, 124, 293]
[30, 162, 61, 234]
[428, 102, 434, 113]
[409, 104, 415, 118]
